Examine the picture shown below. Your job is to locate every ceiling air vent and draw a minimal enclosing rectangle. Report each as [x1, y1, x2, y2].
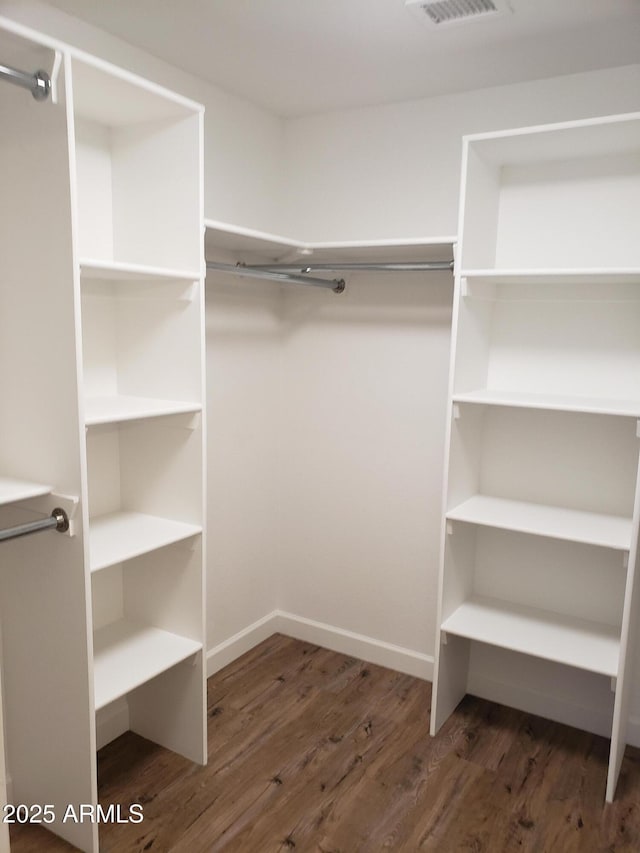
[406, 0, 511, 27]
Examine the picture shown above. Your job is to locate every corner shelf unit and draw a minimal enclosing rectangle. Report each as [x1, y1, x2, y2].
[205, 218, 456, 267]
[431, 112, 640, 805]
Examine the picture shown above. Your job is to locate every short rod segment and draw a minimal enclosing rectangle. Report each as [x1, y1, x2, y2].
[0, 63, 51, 100]
[246, 260, 454, 273]
[206, 261, 345, 293]
[0, 508, 69, 543]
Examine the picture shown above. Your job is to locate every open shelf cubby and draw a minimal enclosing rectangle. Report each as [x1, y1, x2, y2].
[459, 114, 640, 270]
[86, 415, 203, 570]
[80, 268, 202, 426]
[72, 57, 201, 271]
[453, 273, 640, 414]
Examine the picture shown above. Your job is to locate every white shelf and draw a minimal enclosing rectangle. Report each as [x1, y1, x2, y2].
[71, 54, 200, 127]
[446, 495, 632, 551]
[0, 477, 51, 507]
[460, 268, 640, 286]
[441, 595, 620, 677]
[89, 511, 202, 572]
[93, 619, 202, 709]
[85, 395, 202, 427]
[205, 219, 304, 261]
[305, 237, 456, 263]
[205, 219, 456, 264]
[80, 258, 201, 282]
[452, 389, 640, 419]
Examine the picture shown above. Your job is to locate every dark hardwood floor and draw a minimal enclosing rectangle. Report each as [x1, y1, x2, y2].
[10, 633, 640, 851]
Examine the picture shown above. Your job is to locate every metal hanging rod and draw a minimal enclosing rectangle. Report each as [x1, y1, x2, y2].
[0, 62, 51, 101]
[206, 261, 346, 294]
[247, 260, 455, 273]
[0, 508, 69, 544]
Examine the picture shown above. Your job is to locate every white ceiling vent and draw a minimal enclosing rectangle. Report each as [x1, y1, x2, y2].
[406, 0, 512, 27]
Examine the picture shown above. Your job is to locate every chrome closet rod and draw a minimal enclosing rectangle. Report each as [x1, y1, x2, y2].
[0, 508, 69, 543]
[247, 260, 454, 273]
[0, 62, 51, 101]
[206, 261, 346, 294]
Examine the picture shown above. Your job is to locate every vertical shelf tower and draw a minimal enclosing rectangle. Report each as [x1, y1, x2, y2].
[0, 17, 206, 852]
[431, 112, 640, 802]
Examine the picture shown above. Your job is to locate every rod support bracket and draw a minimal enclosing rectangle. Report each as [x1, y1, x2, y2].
[32, 70, 51, 101]
[51, 507, 69, 533]
[333, 279, 346, 294]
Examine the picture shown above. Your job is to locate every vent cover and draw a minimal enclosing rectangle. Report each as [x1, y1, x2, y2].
[406, 0, 510, 26]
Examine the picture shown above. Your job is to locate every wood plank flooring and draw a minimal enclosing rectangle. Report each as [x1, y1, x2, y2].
[10, 633, 640, 852]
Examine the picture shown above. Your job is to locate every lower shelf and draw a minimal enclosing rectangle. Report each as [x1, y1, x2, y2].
[89, 511, 202, 572]
[441, 595, 620, 677]
[93, 619, 202, 710]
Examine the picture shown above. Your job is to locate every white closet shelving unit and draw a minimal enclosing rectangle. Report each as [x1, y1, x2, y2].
[0, 16, 206, 852]
[72, 44, 207, 786]
[431, 112, 640, 803]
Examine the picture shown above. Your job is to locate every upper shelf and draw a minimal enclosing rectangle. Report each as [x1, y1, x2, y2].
[71, 53, 201, 127]
[205, 219, 456, 264]
[0, 477, 51, 507]
[460, 269, 640, 287]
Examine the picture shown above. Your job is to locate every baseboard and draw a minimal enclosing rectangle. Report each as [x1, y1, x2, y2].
[206, 610, 433, 681]
[274, 610, 433, 680]
[207, 611, 282, 677]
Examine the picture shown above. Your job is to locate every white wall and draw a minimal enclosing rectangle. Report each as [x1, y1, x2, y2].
[205, 271, 283, 667]
[277, 272, 451, 676]
[282, 64, 640, 240]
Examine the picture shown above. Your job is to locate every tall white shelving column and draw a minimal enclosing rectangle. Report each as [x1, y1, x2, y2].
[69, 54, 208, 769]
[431, 112, 640, 803]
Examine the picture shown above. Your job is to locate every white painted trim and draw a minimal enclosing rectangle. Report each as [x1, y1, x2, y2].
[206, 610, 434, 681]
[275, 611, 433, 680]
[467, 672, 615, 740]
[206, 612, 282, 677]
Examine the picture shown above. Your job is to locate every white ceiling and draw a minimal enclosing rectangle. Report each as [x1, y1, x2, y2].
[44, 0, 640, 117]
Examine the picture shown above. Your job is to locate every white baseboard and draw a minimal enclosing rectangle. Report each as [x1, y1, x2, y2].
[207, 609, 433, 681]
[207, 611, 283, 677]
[275, 611, 434, 680]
